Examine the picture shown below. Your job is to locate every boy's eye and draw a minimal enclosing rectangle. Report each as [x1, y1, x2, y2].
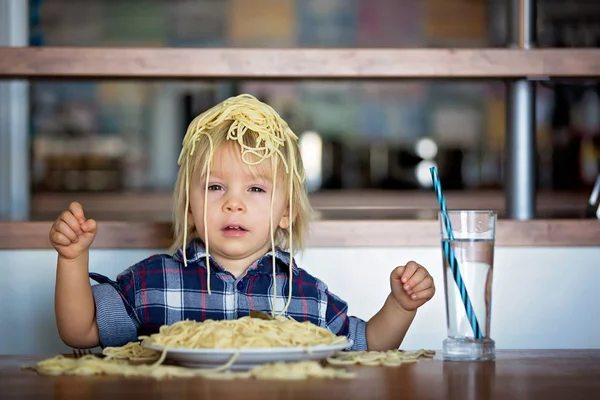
[249, 187, 265, 193]
[207, 184, 224, 191]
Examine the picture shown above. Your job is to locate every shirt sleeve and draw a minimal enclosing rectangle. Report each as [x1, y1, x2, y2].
[89, 269, 140, 348]
[322, 285, 368, 351]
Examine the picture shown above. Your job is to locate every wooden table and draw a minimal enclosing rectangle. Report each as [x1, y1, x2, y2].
[1, 351, 599, 399]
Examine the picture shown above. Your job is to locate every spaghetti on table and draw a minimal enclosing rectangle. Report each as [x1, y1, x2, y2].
[26, 317, 435, 380]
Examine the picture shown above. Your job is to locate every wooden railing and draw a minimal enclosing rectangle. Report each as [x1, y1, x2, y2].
[2, 219, 599, 250]
[1, 47, 600, 79]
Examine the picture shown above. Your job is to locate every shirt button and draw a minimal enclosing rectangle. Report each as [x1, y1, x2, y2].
[236, 281, 244, 291]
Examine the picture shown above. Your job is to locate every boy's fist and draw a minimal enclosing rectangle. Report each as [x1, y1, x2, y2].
[49, 202, 97, 260]
[390, 261, 435, 312]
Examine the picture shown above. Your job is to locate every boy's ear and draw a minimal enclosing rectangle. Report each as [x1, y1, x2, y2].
[187, 210, 195, 228]
[278, 207, 291, 230]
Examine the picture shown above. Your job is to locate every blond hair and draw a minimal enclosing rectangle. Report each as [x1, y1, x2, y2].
[171, 94, 312, 313]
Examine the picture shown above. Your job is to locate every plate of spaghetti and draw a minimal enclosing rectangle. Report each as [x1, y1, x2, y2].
[138, 317, 353, 370]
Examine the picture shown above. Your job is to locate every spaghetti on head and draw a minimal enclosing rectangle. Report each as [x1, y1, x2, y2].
[172, 94, 312, 316]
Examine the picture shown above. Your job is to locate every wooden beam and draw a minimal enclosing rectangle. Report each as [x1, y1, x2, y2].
[27, 190, 588, 220]
[1, 47, 600, 79]
[1, 219, 598, 249]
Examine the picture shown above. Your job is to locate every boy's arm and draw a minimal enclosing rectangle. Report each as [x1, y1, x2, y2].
[366, 294, 416, 351]
[367, 261, 435, 351]
[50, 202, 100, 348]
[55, 252, 100, 348]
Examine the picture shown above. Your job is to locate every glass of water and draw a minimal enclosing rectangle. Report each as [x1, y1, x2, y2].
[439, 210, 496, 361]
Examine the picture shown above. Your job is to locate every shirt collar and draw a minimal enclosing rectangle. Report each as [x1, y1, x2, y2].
[173, 238, 299, 275]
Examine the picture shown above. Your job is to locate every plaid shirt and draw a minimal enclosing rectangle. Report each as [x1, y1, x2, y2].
[89, 238, 367, 350]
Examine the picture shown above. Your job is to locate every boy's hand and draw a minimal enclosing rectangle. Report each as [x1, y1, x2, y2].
[390, 261, 435, 312]
[49, 202, 97, 261]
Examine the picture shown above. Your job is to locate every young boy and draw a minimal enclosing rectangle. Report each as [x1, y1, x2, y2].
[50, 94, 435, 352]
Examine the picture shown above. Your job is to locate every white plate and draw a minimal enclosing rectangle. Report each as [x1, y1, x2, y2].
[143, 340, 353, 370]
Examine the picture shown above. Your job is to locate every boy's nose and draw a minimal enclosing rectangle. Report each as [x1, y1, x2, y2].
[223, 198, 245, 213]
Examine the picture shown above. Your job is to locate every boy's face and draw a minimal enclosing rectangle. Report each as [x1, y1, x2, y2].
[189, 142, 290, 269]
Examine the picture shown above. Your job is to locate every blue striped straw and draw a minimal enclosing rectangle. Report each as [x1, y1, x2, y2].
[430, 166, 483, 339]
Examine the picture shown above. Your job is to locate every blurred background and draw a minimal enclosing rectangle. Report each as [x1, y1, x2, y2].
[23, 0, 600, 220]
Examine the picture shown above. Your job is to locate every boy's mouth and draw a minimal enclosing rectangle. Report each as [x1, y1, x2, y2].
[222, 225, 248, 232]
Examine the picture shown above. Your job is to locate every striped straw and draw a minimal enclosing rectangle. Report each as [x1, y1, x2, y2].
[430, 166, 483, 339]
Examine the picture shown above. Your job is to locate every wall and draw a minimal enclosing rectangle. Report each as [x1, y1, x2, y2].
[1, 246, 598, 355]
